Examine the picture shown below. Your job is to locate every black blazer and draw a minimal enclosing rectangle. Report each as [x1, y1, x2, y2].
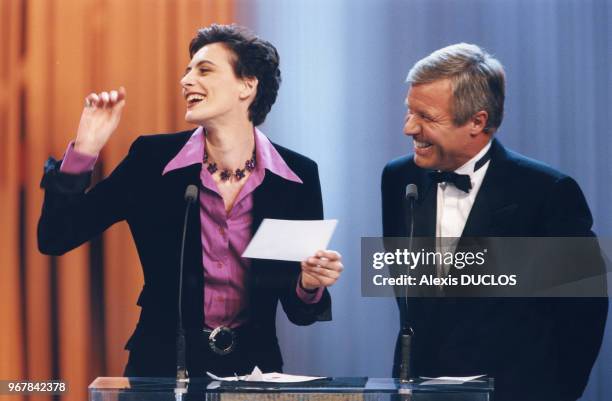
[38, 130, 331, 375]
[382, 138, 607, 401]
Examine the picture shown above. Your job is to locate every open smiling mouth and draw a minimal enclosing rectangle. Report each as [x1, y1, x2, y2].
[414, 139, 433, 149]
[186, 93, 206, 108]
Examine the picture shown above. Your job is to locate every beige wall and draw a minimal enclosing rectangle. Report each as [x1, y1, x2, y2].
[0, 2, 233, 401]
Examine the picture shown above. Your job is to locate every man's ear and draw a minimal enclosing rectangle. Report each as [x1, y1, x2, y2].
[470, 110, 489, 136]
[239, 76, 258, 100]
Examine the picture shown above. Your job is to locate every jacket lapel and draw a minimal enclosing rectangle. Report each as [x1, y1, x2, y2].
[461, 139, 517, 238]
[160, 163, 205, 329]
[249, 170, 293, 311]
[411, 171, 437, 238]
[252, 172, 292, 232]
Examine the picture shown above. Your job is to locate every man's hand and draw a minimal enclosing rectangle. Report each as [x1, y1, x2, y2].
[300, 250, 343, 290]
[74, 87, 126, 155]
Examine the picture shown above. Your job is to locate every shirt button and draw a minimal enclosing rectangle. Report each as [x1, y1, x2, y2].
[217, 261, 223, 269]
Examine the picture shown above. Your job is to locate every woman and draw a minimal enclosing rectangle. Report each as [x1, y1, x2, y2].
[38, 24, 343, 377]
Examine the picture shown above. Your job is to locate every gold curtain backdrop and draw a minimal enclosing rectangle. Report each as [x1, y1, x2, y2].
[0, 2, 233, 401]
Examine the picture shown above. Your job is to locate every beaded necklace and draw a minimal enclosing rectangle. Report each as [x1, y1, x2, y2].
[203, 149, 256, 181]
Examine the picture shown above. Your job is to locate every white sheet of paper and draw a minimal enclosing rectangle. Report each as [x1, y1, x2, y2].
[420, 375, 485, 385]
[206, 366, 325, 383]
[242, 219, 338, 262]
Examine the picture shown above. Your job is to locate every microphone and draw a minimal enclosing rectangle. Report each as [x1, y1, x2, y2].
[184, 184, 199, 203]
[405, 183, 418, 199]
[176, 185, 198, 385]
[404, 183, 418, 239]
[400, 184, 418, 383]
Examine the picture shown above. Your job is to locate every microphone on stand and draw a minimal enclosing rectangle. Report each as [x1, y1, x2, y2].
[405, 184, 418, 254]
[175, 185, 198, 399]
[399, 184, 418, 383]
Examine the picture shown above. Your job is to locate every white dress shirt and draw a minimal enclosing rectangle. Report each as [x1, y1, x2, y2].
[435, 141, 492, 276]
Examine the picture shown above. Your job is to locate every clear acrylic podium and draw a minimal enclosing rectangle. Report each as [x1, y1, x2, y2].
[89, 377, 494, 401]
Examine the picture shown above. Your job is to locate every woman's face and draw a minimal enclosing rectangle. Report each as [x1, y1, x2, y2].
[180, 43, 253, 126]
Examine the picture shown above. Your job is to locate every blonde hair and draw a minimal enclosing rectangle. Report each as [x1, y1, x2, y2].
[407, 43, 505, 133]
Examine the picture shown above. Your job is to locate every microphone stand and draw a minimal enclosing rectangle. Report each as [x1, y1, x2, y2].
[399, 184, 418, 384]
[175, 185, 198, 400]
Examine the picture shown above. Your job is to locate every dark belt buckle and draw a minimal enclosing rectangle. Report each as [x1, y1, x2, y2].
[207, 326, 236, 355]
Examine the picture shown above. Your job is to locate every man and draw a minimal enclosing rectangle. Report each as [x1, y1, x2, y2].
[38, 24, 343, 377]
[381, 43, 607, 401]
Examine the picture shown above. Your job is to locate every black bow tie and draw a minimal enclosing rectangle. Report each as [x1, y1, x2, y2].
[427, 146, 492, 193]
[428, 171, 472, 193]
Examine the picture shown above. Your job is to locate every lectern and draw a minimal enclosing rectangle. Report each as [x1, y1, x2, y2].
[89, 377, 493, 401]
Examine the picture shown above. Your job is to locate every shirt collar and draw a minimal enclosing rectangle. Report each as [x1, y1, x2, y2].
[454, 140, 492, 176]
[254, 128, 302, 183]
[162, 126, 205, 175]
[162, 126, 302, 184]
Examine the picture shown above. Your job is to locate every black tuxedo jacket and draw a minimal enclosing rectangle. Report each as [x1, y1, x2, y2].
[382, 138, 607, 401]
[38, 130, 331, 375]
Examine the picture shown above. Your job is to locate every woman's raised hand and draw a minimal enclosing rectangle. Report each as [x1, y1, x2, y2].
[74, 87, 126, 155]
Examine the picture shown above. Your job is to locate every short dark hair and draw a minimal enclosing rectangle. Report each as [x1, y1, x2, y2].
[189, 24, 281, 126]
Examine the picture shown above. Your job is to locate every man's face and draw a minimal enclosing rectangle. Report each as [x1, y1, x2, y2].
[180, 43, 253, 125]
[404, 79, 475, 171]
